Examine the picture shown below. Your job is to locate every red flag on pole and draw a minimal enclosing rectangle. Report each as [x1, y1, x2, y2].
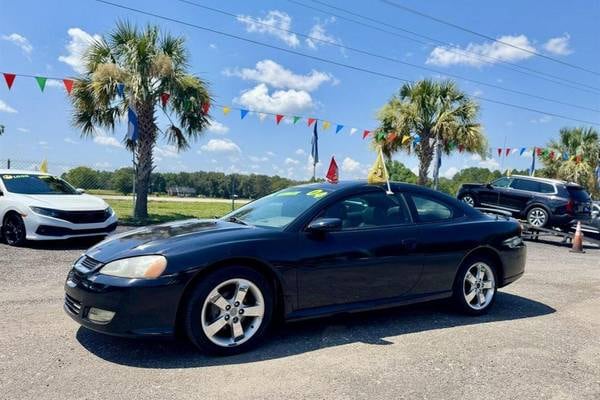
[202, 102, 210, 114]
[458, 145, 464, 153]
[275, 114, 284, 124]
[160, 92, 170, 107]
[386, 132, 397, 143]
[362, 130, 370, 139]
[536, 148, 542, 156]
[505, 148, 511, 156]
[325, 156, 339, 184]
[497, 148, 502, 157]
[63, 79, 74, 95]
[3, 73, 16, 89]
[307, 118, 316, 127]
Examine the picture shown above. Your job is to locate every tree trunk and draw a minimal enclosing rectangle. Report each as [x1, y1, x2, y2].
[133, 102, 156, 221]
[431, 135, 442, 190]
[416, 132, 433, 186]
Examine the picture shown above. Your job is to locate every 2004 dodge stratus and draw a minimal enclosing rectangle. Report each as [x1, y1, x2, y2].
[64, 181, 526, 355]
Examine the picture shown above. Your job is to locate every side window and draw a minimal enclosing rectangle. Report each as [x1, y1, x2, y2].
[491, 177, 512, 188]
[410, 194, 454, 222]
[319, 191, 411, 230]
[511, 179, 540, 192]
[538, 183, 555, 193]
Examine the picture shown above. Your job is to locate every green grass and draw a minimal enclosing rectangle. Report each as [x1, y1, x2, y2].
[106, 199, 241, 226]
[86, 189, 122, 196]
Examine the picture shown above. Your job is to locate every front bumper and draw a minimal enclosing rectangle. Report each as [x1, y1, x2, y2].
[23, 212, 118, 240]
[64, 267, 190, 338]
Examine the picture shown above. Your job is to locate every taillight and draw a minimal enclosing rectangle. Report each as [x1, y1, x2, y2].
[566, 199, 574, 214]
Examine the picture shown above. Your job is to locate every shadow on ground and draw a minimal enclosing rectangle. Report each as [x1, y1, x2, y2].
[76, 292, 555, 368]
[20, 236, 106, 251]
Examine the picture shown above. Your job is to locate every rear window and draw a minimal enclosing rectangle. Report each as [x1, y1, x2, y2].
[567, 186, 591, 202]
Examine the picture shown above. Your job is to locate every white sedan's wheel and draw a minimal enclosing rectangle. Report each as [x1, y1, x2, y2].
[201, 278, 265, 347]
[462, 262, 496, 310]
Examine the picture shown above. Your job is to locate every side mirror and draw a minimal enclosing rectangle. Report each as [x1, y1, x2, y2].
[486, 183, 493, 189]
[76, 188, 86, 194]
[307, 218, 342, 233]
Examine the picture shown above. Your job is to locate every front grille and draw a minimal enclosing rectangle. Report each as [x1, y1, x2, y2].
[64, 294, 82, 315]
[56, 209, 110, 224]
[74, 256, 103, 273]
[36, 222, 117, 237]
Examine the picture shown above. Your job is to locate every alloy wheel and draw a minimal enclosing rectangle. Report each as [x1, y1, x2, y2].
[462, 195, 475, 207]
[200, 278, 265, 347]
[527, 208, 547, 227]
[463, 262, 495, 310]
[3, 216, 25, 245]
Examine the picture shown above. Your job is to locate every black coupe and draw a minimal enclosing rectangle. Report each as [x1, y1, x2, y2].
[64, 181, 526, 355]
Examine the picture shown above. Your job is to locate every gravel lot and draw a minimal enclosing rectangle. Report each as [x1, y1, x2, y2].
[1, 230, 599, 400]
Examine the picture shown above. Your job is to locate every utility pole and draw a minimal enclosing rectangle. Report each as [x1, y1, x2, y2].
[231, 174, 236, 211]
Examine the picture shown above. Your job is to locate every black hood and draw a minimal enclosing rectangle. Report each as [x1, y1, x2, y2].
[86, 219, 252, 263]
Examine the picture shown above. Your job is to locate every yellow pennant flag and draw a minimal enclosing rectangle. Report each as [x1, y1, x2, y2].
[39, 159, 48, 173]
[367, 148, 389, 185]
[222, 106, 231, 115]
[402, 135, 411, 144]
[322, 121, 331, 130]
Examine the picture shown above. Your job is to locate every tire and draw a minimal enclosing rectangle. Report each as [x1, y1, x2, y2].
[2, 213, 27, 246]
[452, 256, 498, 315]
[460, 194, 476, 207]
[526, 206, 549, 228]
[184, 266, 274, 355]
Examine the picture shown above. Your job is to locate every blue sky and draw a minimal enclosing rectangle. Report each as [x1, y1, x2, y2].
[1, 0, 599, 180]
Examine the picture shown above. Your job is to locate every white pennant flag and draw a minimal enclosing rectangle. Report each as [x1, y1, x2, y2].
[258, 112, 267, 122]
[511, 148, 519, 155]
[350, 128, 357, 135]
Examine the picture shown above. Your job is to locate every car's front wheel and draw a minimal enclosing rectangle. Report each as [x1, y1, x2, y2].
[2, 213, 27, 246]
[453, 257, 497, 315]
[184, 266, 274, 355]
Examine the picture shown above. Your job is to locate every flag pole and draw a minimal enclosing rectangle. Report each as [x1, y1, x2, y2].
[380, 146, 393, 195]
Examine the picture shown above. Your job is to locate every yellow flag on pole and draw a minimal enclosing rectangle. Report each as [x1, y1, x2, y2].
[40, 159, 48, 173]
[367, 148, 388, 185]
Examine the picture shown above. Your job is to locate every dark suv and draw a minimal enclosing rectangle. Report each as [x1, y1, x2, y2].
[457, 175, 592, 228]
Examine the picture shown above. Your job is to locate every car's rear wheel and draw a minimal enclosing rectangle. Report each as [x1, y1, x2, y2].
[460, 194, 476, 207]
[526, 207, 548, 228]
[2, 213, 27, 246]
[453, 257, 497, 315]
[184, 266, 273, 355]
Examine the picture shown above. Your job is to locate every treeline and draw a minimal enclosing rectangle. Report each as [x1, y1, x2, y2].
[61, 167, 300, 199]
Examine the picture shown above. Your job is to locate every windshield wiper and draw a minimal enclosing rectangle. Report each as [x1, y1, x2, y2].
[227, 216, 249, 226]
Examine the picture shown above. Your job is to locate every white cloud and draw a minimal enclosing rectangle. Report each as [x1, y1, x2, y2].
[155, 145, 180, 158]
[93, 129, 123, 148]
[94, 161, 111, 169]
[266, 151, 275, 157]
[0, 100, 17, 113]
[235, 83, 313, 114]
[17, 128, 29, 133]
[1, 33, 33, 56]
[237, 10, 299, 47]
[341, 157, 361, 173]
[478, 158, 500, 170]
[295, 148, 306, 156]
[200, 138, 241, 154]
[285, 157, 300, 165]
[306, 18, 341, 50]
[544, 34, 572, 55]
[442, 167, 459, 179]
[249, 155, 269, 162]
[58, 28, 101, 73]
[209, 43, 217, 49]
[207, 119, 229, 134]
[426, 34, 536, 67]
[38, 141, 48, 146]
[224, 59, 334, 92]
[64, 137, 78, 144]
[530, 115, 553, 124]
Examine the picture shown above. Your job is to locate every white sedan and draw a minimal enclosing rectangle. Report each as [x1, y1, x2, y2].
[0, 170, 118, 246]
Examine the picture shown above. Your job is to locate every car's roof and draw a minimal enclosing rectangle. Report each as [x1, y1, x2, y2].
[0, 169, 51, 176]
[291, 180, 432, 193]
[510, 174, 573, 186]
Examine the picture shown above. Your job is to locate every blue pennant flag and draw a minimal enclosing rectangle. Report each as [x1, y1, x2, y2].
[116, 83, 125, 97]
[240, 109, 249, 119]
[413, 134, 421, 144]
[127, 106, 139, 143]
[562, 152, 569, 160]
[529, 147, 536, 176]
[335, 124, 344, 134]
[311, 120, 319, 164]
[519, 147, 526, 156]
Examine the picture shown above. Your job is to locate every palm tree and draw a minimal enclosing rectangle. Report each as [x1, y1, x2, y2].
[0, 124, 4, 135]
[70, 22, 211, 220]
[375, 79, 486, 187]
[539, 127, 600, 196]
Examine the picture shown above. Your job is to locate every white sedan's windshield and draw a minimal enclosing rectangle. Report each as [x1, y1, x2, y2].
[223, 187, 332, 229]
[0, 174, 78, 195]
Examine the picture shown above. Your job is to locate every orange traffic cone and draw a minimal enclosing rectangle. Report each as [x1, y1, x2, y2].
[570, 221, 585, 253]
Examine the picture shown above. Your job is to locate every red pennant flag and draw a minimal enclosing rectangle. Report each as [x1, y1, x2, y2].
[160, 92, 170, 107]
[3, 73, 16, 90]
[362, 130, 370, 139]
[505, 148, 511, 156]
[458, 145, 464, 153]
[497, 148, 502, 157]
[202, 102, 210, 114]
[307, 117, 316, 127]
[576, 155, 582, 163]
[275, 114, 284, 124]
[63, 79, 74, 95]
[536, 148, 542, 156]
[549, 151, 555, 159]
[325, 156, 339, 184]
[386, 132, 397, 143]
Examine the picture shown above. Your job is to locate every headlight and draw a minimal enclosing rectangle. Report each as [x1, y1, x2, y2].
[99, 255, 167, 279]
[503, 236, 524, 248]
[30, 206, 62, 218]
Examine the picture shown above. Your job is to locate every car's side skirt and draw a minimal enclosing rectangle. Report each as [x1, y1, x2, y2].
[284, 290, 453, 322]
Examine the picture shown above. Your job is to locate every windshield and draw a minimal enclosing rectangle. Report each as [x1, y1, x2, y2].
[222, 187, 332, 229]
[0, 174, 78, 195]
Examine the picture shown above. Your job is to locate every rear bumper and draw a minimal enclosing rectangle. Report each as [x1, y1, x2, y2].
[498, 244, 526, 287]
[63, 268, 189, 338]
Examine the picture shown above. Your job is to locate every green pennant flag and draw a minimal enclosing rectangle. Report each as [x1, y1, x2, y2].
[292, 116, 301, 124]
[35, 76, 47, 92]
